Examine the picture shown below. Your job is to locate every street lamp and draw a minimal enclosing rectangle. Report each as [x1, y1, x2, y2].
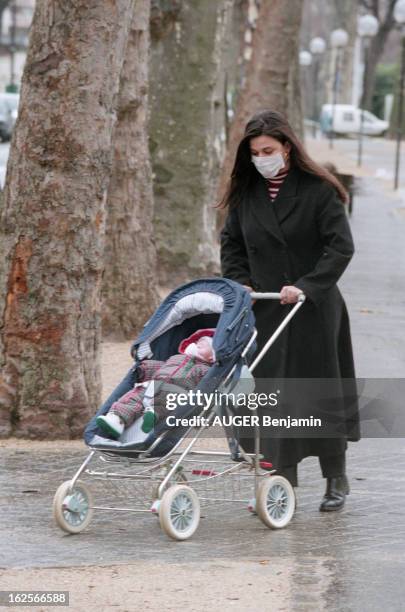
[310, 37, 327, 55]
[357, 14, 379, 167]
[309, 37, 326, 136]
[299, 50, 312, 67]
[9, 0, 18, 91]
[394, 0, 405, 190]
[329, 29, 349, 149]
[299, 51, 312, 126]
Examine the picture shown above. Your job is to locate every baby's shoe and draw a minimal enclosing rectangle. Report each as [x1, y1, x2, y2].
[141, 408, 158, 433]
[96, 413, 125, 439]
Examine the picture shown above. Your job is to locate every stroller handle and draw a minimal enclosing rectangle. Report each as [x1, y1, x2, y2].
[250, 291, 306, 302]
[248, 292, 306, 372]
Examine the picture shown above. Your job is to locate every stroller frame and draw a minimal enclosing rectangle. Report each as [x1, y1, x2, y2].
[53, 292, 305, 540]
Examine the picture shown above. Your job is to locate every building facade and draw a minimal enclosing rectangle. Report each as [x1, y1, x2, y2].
[0, 0, 35, 92]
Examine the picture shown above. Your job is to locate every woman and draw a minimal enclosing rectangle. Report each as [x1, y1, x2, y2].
[219, 110, 359, 512]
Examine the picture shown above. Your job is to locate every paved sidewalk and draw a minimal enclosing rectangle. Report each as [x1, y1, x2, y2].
[1, 148, 405, 611]
[308, 136, 405, 377]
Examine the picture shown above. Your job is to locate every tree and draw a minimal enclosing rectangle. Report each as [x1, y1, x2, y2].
[217, 0, 303, 207]
[359, 0, 398, 110]
[0, 0, 135, 438]
[102, 0, 159, 338]
[331, 0, 357, 105]
[148, 0, 241, 285]
[372, 62, 397, 118]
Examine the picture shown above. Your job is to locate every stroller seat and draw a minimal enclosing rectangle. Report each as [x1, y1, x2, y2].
[84, 278, 257, 458]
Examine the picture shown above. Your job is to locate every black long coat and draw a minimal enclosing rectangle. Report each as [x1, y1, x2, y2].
[220, 166, 360, 467]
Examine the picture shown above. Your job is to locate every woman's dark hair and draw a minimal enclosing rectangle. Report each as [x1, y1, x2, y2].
[218, 110, 348, 208]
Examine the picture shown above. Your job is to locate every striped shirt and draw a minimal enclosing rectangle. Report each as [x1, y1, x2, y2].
[266, 169, 289, 201]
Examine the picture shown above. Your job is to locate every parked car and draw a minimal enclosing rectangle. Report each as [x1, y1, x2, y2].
[320, 104, 388, 137]
[0, 93, 20, 142]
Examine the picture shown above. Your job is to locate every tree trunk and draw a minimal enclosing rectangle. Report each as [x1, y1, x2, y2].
[149, 0, 238, 285]
[102, 0, 159, 339]
[0, 0, 134, 439]
[289, 50, 304, 140]
[331, 0, 356, 105]
[361, 24, 394, 111]
[360, 1, 396, 112]
[217, 0, 303, 208]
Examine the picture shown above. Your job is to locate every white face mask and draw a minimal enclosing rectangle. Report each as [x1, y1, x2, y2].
[251, 152, 285, 179]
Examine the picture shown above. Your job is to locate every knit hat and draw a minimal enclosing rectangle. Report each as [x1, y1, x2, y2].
[178, 328, 216, 354]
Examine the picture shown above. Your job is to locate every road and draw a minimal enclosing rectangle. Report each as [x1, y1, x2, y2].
[314, 133, 405, 189]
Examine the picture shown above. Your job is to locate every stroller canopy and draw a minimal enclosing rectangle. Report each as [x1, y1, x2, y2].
[131, 278, 255, 366]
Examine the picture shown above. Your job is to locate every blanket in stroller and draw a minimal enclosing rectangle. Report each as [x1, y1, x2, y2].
[101, 329, 215, 434]
[84, 278, 257, 456]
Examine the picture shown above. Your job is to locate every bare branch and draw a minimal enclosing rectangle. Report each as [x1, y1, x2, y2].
[386, 0, 397, 20]
[358, 0, 378, 16]
[381, 0, 396, 30]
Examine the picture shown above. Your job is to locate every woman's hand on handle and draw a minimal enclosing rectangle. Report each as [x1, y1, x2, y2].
[280, 285, 303, 305]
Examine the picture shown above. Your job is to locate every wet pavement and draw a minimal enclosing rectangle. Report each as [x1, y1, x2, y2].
[1, 437, 405, 610]
[1, 175, 405, 611]
[324, 135, 405, 189]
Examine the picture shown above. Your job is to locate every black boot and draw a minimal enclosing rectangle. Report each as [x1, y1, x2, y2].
[319, 475, 350, 512]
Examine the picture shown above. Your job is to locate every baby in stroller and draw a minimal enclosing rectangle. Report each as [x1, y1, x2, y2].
[96, 328, 216, 439]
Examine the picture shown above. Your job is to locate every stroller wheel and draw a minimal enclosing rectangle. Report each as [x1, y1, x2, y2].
[159, 485, 200, 541]
[53, 480, 94, 534]
[256, 475, 295, 529]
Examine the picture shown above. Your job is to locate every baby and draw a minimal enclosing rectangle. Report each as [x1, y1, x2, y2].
[96, 329, 216, 439]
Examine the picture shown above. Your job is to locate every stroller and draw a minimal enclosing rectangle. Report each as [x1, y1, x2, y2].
[53, 278, 305, 540]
